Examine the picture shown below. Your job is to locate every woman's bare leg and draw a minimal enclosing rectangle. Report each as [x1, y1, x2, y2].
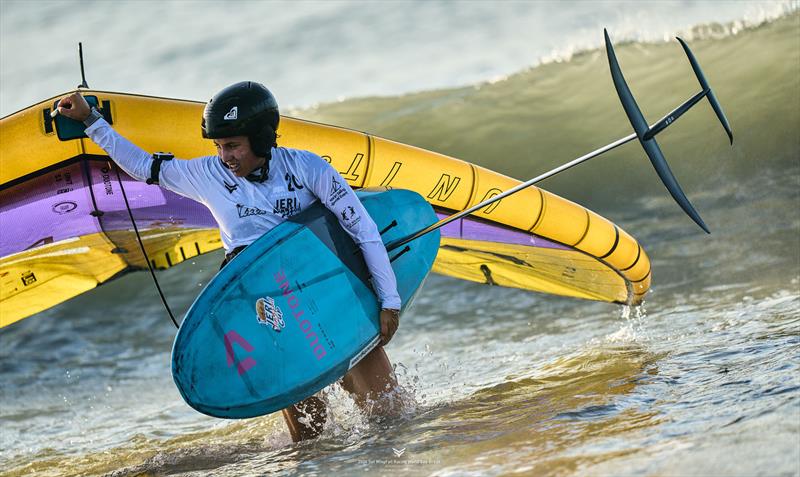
[340, 346, 401, 416]
[282, 346, 399, 442]
[281, 395, 327, 442]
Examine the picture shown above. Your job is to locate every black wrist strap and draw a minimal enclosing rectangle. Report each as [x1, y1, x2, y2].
[146, 152, 174, 185]
[83, 108, 104, 129]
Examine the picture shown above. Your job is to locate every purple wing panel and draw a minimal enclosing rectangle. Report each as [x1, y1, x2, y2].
[91, 163, 217, 231]
[431, 210, 630, 304]
[1, 162, 97, 257]
[436, 211, 570, 250]
[0, 159, 221, 327]
[1, 160, 217, 257]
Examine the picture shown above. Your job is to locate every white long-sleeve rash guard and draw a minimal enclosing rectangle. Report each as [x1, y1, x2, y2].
[86, 118, 401, 309]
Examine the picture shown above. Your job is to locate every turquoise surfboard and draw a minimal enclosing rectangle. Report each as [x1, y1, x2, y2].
[171, 189, 440, 418]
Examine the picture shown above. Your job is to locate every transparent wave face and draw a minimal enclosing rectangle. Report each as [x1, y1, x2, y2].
[0, 1, 795, 116]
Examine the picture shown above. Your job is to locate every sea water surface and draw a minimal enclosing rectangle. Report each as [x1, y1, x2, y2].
[1, 2, 799, 476]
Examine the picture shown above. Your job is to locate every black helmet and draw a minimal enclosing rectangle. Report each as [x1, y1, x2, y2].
[201, 81, 280, 158]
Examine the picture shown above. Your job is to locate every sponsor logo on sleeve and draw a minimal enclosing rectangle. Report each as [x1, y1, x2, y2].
[255, 296, 285, 332]
[329, 179, 348, 205]
[340, 205, 361, 227]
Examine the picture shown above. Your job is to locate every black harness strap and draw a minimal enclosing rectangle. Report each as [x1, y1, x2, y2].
[146, 152, 174, 185]
[220, 245, 248, 270]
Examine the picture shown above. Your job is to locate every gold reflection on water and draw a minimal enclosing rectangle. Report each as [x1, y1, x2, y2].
[1, 345, 663, 477]
[399, 344, 664, 475]
[1, 415, 287, 477]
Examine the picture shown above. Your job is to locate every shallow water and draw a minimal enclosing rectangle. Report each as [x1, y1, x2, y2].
[1, 2, 799, 476]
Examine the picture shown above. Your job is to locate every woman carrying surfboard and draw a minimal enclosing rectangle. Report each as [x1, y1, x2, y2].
[55, 81, 404, 442]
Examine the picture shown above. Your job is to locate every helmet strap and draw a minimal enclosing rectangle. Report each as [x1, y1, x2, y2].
[245, 151, 271, 183]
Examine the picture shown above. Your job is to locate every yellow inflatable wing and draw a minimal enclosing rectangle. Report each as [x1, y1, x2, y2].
[0, 91, 650, 327]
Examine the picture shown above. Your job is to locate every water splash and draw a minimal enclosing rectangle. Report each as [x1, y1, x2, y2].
[606, 303, 651, 344]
